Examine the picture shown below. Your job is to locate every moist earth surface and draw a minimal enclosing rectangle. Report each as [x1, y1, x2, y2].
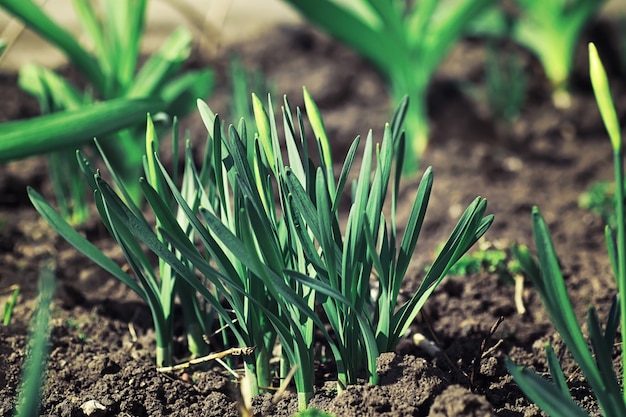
[0, 22, 625, 416]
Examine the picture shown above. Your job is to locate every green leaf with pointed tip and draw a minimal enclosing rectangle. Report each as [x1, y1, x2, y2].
[302, 87, 332, 170]
[589, 42, 621, 152]
[505, 358, 589, 417]
[27, 187, 145, 299]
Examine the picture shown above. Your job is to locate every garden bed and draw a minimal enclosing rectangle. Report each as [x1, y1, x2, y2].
[0, 22, 625, 416]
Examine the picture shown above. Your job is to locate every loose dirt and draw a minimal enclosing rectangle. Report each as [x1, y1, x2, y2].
[1, 22, 625, 416]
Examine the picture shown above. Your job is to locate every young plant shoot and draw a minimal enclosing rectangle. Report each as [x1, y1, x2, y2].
[282, 0, 494, 171]
[30, 89, 492, 411]
[13, 260, 56, 417]
[507, 43, 626, 416]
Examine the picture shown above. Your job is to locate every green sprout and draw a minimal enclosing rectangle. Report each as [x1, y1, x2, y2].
[13, 259, 55, 417]
[2, 285, 19, 326]
[0, 0, 213, 224]
[281, 0, 495, 171]
[30, 90, 492, 411]
[506, 43, 626, 416]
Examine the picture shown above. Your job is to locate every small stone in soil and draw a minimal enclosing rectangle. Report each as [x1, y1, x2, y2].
[80, 399, 107, 416]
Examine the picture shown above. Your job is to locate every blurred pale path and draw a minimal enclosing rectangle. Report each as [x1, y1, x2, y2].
[0, 0, 624, 71]
[0, 0, 301, 71]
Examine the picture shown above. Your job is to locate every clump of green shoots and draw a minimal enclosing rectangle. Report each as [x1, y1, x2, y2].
[0, 0, 212, 224]
[506, 43, 626, 416]
[281, 0, 495, 171]
[30, 88, 492, 411]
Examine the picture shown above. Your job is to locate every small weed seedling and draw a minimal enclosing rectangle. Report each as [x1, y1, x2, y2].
[579, 180, 620, 228]
[443, 240, 526, 314]
[506, 43, 626, 416]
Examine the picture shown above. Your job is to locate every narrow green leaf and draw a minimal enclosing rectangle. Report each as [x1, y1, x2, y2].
[332, 136, 361, 213]
[252, 93, 274, 167]
[127, 27, 192, 98]
[395, 167, 433, 284]
[302, 87, 332, 169]
[589, 42, 621, 152]
[27, 187, 145, 298]
[71, 0, 108, 75]
[505, 358, 589, 417]
[586, 306, 621, 400]
[0, 98, 164, 162]
[530, 207, 607, 404]
[544, 344, 571, 400]
[604, 294, 619, 348]
[285, 0, 399, 74]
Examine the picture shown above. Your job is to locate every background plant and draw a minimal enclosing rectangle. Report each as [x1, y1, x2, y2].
[483, 41, 527, 124]
[444, 240, 522, 281]
[473, 0, 605, 108]
[0, 97, 163, 159]
[281, 0, 495, 171]
[506, 43, 626, 416]
[0, 0, 213, 224]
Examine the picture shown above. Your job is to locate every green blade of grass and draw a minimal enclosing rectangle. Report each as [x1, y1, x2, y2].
[2, 285, 19, 326]
[544, 344, 571, 400]
[586, 306, 622, 400]
[13, 259, 56, 417]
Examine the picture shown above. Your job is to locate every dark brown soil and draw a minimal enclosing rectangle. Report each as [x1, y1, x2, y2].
[1, 22, 626, 416]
